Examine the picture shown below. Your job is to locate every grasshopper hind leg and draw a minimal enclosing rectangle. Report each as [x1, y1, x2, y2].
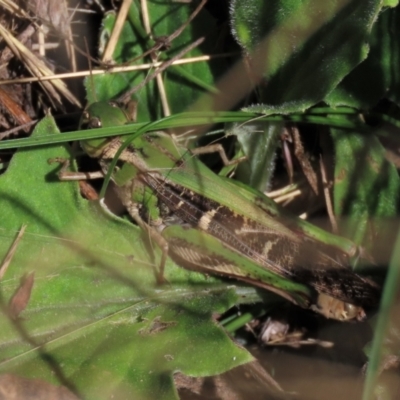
[126, 203, 169, 285]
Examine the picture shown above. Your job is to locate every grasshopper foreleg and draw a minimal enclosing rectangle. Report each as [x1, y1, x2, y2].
[190, 144, 247, 166]
[48, 158, 105, 180]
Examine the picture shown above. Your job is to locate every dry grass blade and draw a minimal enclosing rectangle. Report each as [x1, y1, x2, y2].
[140, 0, 169, 116]
[101, 0, 132, 64]
[0, 25, 36, 64]
[138, 0, 207, 116]
[118, 37, 205, 104]
[0, 0, 32, 20]
[0, 87, 31, 128]
[320, 155, 338, 233]
[165, 0, 207, 44]
[291, 125, 319, 194]
[0, 225, 26, 281]
[0, 120, 37, 139]
[0, 24, 80, 108]
[0, 53, 229, 85]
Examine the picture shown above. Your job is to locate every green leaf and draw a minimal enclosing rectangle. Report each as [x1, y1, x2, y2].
[0, 116, 254, 399]
[230, 0, 382, 109]
[331, 127, 400, 253]
[383, 0, 399, 8]
[86, 1, 221, 121]
[226, 121, 282, 192]
[327, 6, 400, 108]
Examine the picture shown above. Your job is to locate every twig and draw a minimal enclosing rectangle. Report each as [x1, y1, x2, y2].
[0, 225, 27, 280]
[102, 0, 132, 63]
[0, 53, 234, 85]
[140, 0, 170, 115]
[118, 37, 205, 104]
[319, 155, 338, 233]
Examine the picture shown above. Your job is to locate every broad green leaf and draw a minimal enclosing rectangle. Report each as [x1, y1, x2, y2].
[0, 116, 255, 399]
[230, 0, 382, 110]
[383, 0, 399, 8]
[327, 5, 400, 108]
[225, 121, 282, 192]
[331, 127, 400, 256]
[86, 0, 221, 121]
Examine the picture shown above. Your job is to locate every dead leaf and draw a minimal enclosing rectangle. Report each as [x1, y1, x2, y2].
[0, 374, 79, 400]
[8, 272, 35, 319]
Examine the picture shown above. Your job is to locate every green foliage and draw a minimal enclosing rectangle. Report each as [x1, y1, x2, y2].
[226, 121, 282, 192]
[87, 1, 221, 121]
[331, 128, 400, 249]
[0, 117, 253, 399]
[230, 0, 381, 109]
[1, 0, 400, 397]
[228, 2, 400, 396]
[327, 6, 400, 108]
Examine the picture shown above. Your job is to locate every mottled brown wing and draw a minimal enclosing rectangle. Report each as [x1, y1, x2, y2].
[143, 173, 380, 309]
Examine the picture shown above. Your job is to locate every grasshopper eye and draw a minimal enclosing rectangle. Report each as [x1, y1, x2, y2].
[343, 303, 366, 321]
[82, 110, 89, 119]
[89, 117, 102, 129]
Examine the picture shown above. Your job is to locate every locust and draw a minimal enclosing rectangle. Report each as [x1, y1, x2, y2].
[56, 101, 381, 321]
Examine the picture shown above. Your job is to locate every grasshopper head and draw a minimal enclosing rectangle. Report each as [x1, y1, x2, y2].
[80, 102, 130, 158]
[314, 293, 366, 321]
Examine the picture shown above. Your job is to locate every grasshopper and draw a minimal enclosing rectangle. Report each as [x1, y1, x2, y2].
[57, 101, 380, 321]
